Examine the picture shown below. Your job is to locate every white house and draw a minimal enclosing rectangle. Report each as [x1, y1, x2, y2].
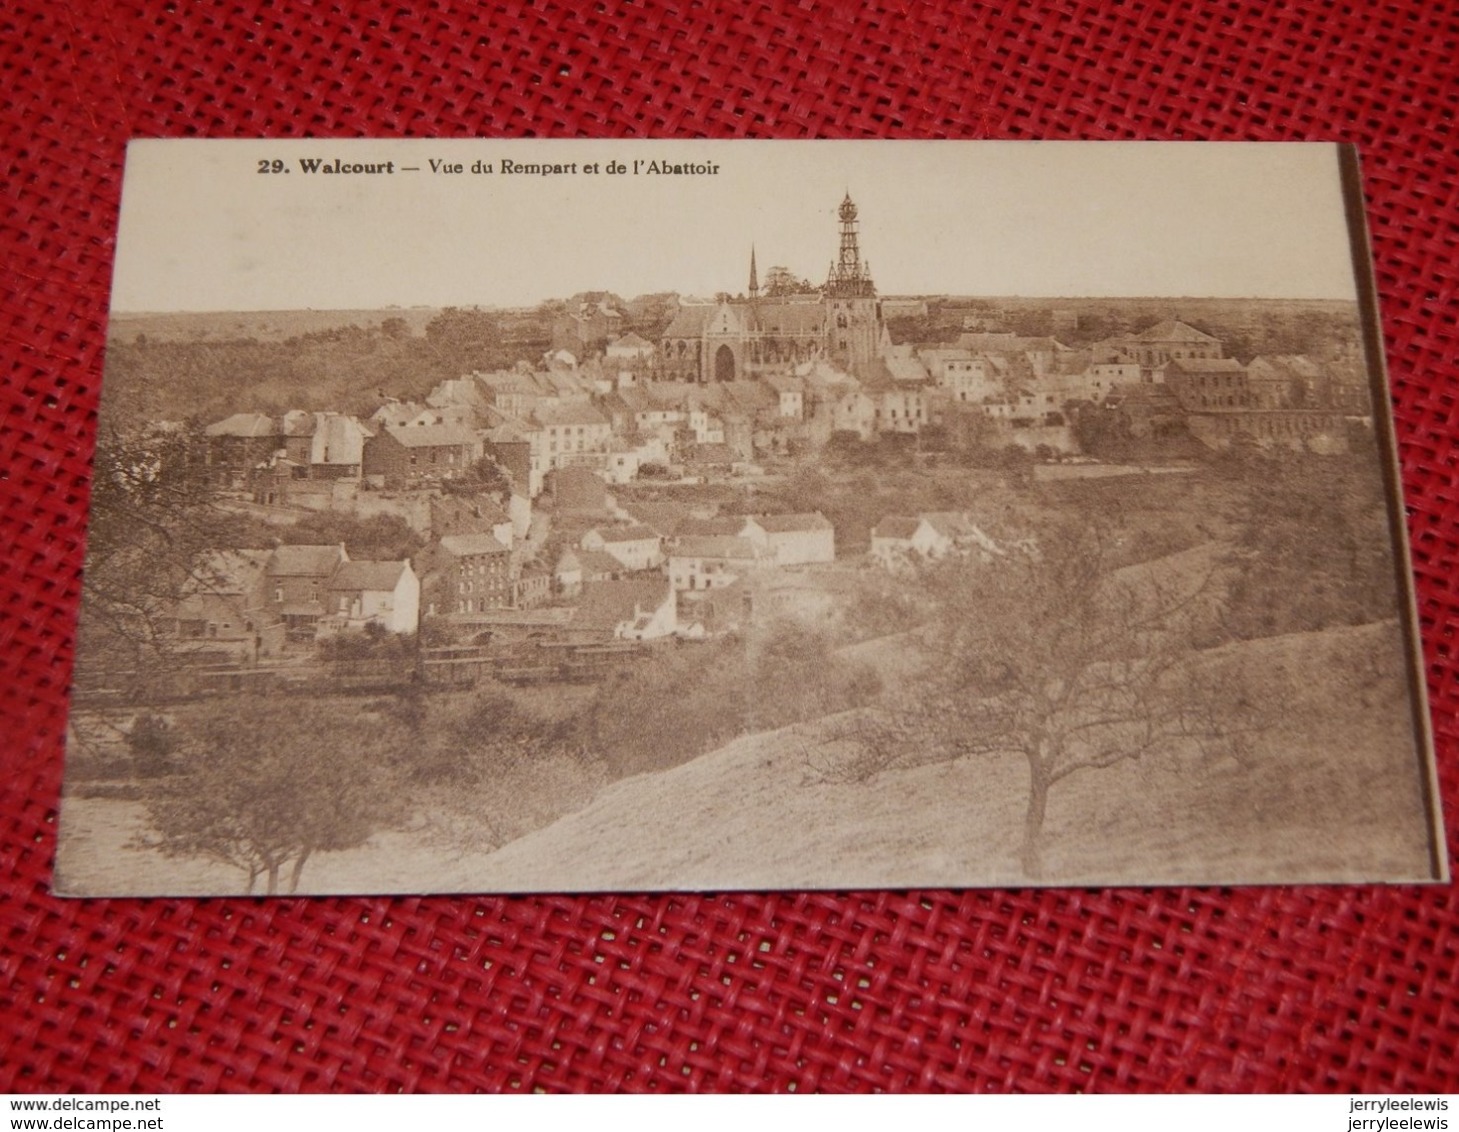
[740, 513, 835, 565]
[325, 560, 420, 633]
[764, 375, 806, 419]
[581, 524, 665, 572]
[869, 517, 948, 569]
[531, 402, 612, 471]
[571, 578, 678, 642]
[668, 536, 766, 591]
[870, 512, 999, 570]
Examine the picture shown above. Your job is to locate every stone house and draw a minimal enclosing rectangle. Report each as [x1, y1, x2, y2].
[266, 544, 349, 639]
[172, 549, 284, 659]
[362, 424, 478, 489]
[204, 412, 282, 489]
[435, 533, 514, 614]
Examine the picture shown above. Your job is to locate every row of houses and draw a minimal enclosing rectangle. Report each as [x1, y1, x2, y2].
[172, 543, 420, 658]
[907, 320, 1370, 444]
[207, 410, 481, 492]
[212, 316, 1363, 511]
[425, 507, 838, 620]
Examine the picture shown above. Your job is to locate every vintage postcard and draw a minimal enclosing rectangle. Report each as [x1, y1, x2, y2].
[57, 139, 1447, 895]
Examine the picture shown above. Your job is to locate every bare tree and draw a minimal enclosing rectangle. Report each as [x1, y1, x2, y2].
[838, 523, 1261, 875]
[75, 421, 230, 690]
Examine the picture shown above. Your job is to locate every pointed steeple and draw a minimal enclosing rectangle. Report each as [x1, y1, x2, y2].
[748, 245, 759, 300]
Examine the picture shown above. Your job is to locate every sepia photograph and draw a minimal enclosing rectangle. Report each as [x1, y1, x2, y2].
[56, 139, 1447, 895]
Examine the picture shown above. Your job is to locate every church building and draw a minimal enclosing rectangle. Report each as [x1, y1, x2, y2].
[658, 194, 885, 383]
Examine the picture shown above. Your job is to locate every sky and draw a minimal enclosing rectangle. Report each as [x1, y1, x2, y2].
[110, 139, 1363, 312]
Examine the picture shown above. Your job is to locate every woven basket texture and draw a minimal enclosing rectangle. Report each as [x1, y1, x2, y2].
[2, 0, 1458, 1094]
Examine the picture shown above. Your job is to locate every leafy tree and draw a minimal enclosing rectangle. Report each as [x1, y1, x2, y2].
[763, 266, 818, 297]
[281, 511, 426, 564]
[836, 522, 1258, 875]
[1216, 443, 1397, 640]
[125, 712, 178, 778]
[423, 306, 511, 373]
[441, 456, 513, 500]
[137, 697, 409, 894]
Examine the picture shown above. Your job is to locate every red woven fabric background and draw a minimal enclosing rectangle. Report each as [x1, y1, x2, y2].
[3, 0, 1458, 1093]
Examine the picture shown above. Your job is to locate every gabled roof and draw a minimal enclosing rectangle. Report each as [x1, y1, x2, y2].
[381, 423, 477, 448]
[751, 300, 825, 335]
[591, 524, 661, 545]
[439, 533, 511, 557]
[882, 350, 931, 384]
[313, 414, 373, 461]
[620, 501, 695, 537]
[1128, 319, 1220, 343]
[475, 370, 543, 395]
[752, 512, 833, 533]
[857, 360, 893, 390]
[572, 579, 673, 632]
[609, 331, 654, 350]
[578, 549, 627, 577]
[671, 535, 761, 560]
[206, 412, 278, 438]
[267, 544, 347, 578]
[431, 495, 511, 532]
[540, 370, 589, 396]
[663, 304, 716, 338]
[955, 332, 1068, 354]
[675, 516, 745, 539]
[717, 381, 777, 413]
[329, 560, 410, 592]
[1247, 354, 1322, 379]
[605, 385, 654, 413]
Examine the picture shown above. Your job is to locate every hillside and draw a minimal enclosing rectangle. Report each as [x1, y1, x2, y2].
[400, 619, 1436, 892]
[56, 620, 1438, 896]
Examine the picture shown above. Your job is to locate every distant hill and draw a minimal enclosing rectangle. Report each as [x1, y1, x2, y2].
[108, 308, 442, 344]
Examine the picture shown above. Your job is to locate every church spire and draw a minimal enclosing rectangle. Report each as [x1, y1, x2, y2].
[748, 245, 759, 300]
